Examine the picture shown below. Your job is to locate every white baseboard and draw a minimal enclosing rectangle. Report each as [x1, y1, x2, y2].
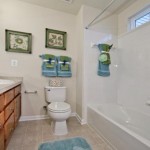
[75, 113, 87, 125]
[20, 112, 77, 122]
[19, 115, 50, 122]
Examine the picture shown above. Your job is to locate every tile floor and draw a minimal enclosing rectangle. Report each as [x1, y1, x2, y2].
[7, 117, 112, 150]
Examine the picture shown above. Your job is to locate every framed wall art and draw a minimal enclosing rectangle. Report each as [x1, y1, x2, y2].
[5, 29, 32, 54]
[45, 28, 67, 50]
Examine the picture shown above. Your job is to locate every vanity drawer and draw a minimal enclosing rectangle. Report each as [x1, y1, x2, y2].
[5, 100, 15, 121]
[4, 113, 14, 140]
[14, 85, 21, 97]
[0, 129, 4, 150]
[4, 89, 14, 106]
[14, 95, 21, 126]
[0, 111, 4, 128]
[0, 94, 5, 112]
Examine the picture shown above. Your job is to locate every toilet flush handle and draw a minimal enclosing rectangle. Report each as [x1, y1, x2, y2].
[48, 89, 51, 91]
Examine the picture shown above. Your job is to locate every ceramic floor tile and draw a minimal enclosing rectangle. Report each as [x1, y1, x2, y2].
[8, 133, 25, 147]
[7, 117, 113, 150]
[6, 145, 23, 150]
[92, 144, 105, 150]
[13, 126, 27, 135]
[23, 131, 42, 146]
[22, 143, 39, 150]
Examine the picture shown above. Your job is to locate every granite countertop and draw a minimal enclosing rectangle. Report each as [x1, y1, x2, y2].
[0, 76, 23, 94]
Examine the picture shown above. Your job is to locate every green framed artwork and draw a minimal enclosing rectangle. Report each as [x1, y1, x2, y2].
[45, 28, 67, 50]
[5, 29, 32, 54]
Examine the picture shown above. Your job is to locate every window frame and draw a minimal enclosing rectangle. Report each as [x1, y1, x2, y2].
[128, 5, 150, 31]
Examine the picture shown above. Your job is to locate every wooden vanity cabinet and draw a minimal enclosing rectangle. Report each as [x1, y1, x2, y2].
[0, 110, 4, 150]
[14, 94, 21, 127]
[4, 113, 15, 141]
[0, 129, 4, 150]
[0, 84, 21, 150]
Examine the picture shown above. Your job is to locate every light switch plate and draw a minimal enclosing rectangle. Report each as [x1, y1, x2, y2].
[11, 59, 18, 67]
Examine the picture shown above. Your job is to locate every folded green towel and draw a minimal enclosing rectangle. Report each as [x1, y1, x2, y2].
[61, 64, 69, 71]
[46, 62, 55, 68]
[99, 53, 108, 62]
[98, 44, 113, 52]
[99, 53, 111, 65]
[44, 54, 55, 60]
[60, 56, 70, 62]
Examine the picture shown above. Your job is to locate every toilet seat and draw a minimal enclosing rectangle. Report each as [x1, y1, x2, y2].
[48, 102, 71, 113]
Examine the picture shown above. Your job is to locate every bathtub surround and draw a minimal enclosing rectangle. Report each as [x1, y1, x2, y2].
[118, 23, 150, 115]
[88, 104, 150, 150]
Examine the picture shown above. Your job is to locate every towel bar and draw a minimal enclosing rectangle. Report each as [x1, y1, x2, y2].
[24, 90, 37, 94]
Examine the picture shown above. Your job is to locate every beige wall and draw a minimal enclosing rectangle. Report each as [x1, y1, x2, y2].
[0, 0, 77, 117]
[76, 6, 84, 119]
[118, 0, 150, 35]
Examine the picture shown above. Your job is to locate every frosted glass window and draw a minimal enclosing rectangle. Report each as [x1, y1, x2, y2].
[129, 5, 150, 30]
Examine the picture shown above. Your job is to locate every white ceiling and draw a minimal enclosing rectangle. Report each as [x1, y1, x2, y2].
[19, 0, 137, 15]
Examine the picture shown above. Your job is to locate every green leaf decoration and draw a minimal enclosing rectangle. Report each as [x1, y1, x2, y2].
[58, 36, 62, 40]
[15, 38, 23, 44]
[51, 34, 56, 39]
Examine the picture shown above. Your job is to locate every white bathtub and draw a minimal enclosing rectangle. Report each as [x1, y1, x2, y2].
[87, 104, 150, 150]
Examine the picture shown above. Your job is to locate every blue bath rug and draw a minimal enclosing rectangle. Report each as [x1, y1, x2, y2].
[38, 137, 92, 150]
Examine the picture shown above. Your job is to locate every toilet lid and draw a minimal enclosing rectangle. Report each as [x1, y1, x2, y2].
[48, 102, 71, 112]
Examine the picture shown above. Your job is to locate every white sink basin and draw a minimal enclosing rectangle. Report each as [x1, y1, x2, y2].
[0, 79, 15, 84]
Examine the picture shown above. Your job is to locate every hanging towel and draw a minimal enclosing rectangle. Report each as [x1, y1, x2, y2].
[61, 64, 69, 71]
[97, 44, 113, 77]
[60, 56, 70, 62]
[40, 54, 57, 77]
[57, 56, 72, 77]
[44, 54, 55, 60]
[97, 61, 110, 77]
[45, 62, 55, 68]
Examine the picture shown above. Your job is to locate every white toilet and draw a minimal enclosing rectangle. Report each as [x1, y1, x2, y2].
[45, 86, 71, 135]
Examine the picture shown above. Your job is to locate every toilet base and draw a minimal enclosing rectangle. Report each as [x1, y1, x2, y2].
[51, 120, 68, 135]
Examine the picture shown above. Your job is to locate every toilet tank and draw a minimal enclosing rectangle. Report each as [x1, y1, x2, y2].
[45, 86, 66, 102]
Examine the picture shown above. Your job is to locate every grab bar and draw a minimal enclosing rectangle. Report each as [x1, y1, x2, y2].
[24, 90, 37, 94]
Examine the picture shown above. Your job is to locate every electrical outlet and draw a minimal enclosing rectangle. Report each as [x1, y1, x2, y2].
[11, 59, 18, 67]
